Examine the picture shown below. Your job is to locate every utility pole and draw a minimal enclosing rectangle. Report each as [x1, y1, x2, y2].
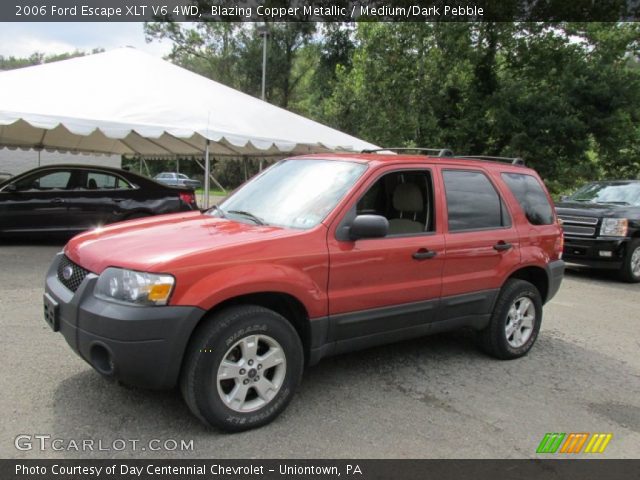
[257, 23, 269, 101]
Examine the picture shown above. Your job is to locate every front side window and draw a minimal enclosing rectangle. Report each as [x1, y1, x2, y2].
[212, 159, 367, 229]
[356, 170, 434, 235]
[443, 170, 510, 232]
[502, 173, 554, 225]
[13, 171, 72, 191]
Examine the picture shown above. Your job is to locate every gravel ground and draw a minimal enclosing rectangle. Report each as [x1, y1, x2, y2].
[1, 241, 638, 459]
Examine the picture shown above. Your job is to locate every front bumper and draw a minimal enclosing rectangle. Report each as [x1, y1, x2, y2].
[563, 236, 629, 269]
[44, 253, 205, 389]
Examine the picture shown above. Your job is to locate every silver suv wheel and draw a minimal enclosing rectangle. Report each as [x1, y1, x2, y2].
[216, 334, 287, 413]
[505, 296, 536, 348]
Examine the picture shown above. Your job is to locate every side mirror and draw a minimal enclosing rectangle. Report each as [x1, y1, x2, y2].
[559, 195, 569, 202]
[3, 183, 17, 193]
[349, 215, 389, 241]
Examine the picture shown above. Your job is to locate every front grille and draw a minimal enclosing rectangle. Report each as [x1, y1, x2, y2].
[562, 225, 597, 237]
[558, 214, 599, 238]
[558, 215, 598, 226]
[57, 255, 91, 292]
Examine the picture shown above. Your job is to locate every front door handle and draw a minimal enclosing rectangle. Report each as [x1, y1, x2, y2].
[493, 242, 513, 251]
[51, 198, 65, 204]
[412, 249, 437, 260]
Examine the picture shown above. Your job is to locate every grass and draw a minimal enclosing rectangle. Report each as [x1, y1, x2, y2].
[195, 188, 227, 196]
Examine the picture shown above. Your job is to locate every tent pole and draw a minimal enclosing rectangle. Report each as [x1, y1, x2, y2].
[204, 140, 211, 209]
[195, 158, 225, 195]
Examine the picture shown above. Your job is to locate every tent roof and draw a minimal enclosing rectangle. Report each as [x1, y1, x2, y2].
[0, 47, 378, 157]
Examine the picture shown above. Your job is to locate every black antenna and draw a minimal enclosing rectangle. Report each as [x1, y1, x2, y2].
[361, 147, 454, 157]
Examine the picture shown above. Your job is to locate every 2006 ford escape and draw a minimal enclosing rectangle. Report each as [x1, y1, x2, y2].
[44, 150, 565, 431]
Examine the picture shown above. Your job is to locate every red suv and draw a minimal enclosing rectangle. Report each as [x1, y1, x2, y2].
[44, 151, 565, 431]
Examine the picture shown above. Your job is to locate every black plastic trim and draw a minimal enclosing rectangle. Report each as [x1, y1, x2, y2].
[45, 253, 206, 389]
[545, 260, 565, 303]
[307, 289, 498, 365]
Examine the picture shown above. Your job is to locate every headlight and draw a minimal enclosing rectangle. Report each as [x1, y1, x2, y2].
[600, 218, 628, 237]
[95, 268, 175, 306]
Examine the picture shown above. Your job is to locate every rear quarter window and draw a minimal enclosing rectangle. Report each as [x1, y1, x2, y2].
[501, 173, 554, 225]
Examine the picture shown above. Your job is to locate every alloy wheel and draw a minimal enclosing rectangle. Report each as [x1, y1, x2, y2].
[216, 334, 287, 413]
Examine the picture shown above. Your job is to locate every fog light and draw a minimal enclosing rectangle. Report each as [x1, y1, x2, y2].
[599, 251, 613, 257]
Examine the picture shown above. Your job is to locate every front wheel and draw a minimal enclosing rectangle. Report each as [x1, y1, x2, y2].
[478, 279, 543, 360]
[620, 239, 640, 283]
[180, 305, 303, 432]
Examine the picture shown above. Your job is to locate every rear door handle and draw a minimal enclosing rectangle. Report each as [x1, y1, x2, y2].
[493, 242, 512, 251]
[412, 249, 438, 260]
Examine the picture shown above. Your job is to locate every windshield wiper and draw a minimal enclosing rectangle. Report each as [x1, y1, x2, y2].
[208, 205, 227, 218]
[227, 210, 265, 225]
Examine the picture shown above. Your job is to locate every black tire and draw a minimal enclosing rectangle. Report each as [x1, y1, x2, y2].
[180, 305, 303, 432]
[619, 239, 640, 283]
[478, 279, 543, 360]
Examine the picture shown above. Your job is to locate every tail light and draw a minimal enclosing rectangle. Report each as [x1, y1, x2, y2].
[179, 191, 197, 208]
[554, 218, 564, 260]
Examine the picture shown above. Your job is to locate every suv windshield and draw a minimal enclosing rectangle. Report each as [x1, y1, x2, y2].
[210, 159, 367, 229]
[568, 182, 640, 206]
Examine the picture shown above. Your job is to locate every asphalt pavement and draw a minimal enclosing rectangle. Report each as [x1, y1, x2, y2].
[1, 241, 638, 459]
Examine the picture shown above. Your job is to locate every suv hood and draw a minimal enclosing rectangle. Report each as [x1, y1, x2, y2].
[555, 201, 640, 219]
[65, 212, 304, 273]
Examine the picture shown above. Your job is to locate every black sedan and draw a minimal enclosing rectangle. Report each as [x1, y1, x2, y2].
[0, 165, 198, 236]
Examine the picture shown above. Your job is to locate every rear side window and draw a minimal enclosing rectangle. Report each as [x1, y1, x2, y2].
[443, 170, 511, 232]
[86, 172, 132, 190]
[501, 173, 554, 225]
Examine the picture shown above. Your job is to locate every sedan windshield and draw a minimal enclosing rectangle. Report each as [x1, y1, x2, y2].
[210, 159, 367, 229]
[568, 182, 640, 206]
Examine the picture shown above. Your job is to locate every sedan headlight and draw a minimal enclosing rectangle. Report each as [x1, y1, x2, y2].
[95, 268, 175, 306]
[600, 218, 628, 237]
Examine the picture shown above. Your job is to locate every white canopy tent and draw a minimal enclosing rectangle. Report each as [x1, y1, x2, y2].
[0, 47, 378, 205]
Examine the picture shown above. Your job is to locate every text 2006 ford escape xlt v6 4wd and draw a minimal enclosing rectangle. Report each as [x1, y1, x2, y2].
[44, 151, 565, 431]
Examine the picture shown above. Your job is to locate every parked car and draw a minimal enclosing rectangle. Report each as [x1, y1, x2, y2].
[154, 172, 201, 189]
[556, 180, 640, 282]
[44, 151, 564, 431]
[0, 165, 198, 236]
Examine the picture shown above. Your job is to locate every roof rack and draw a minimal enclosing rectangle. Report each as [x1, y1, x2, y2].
[458, 155, 526, 166]
[361, 147, 454, 157]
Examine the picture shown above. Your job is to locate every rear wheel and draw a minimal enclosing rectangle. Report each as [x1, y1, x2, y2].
[180, 305, 303, 432]
[478, 279, 543, 360]
[619, 239, 640, 283]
